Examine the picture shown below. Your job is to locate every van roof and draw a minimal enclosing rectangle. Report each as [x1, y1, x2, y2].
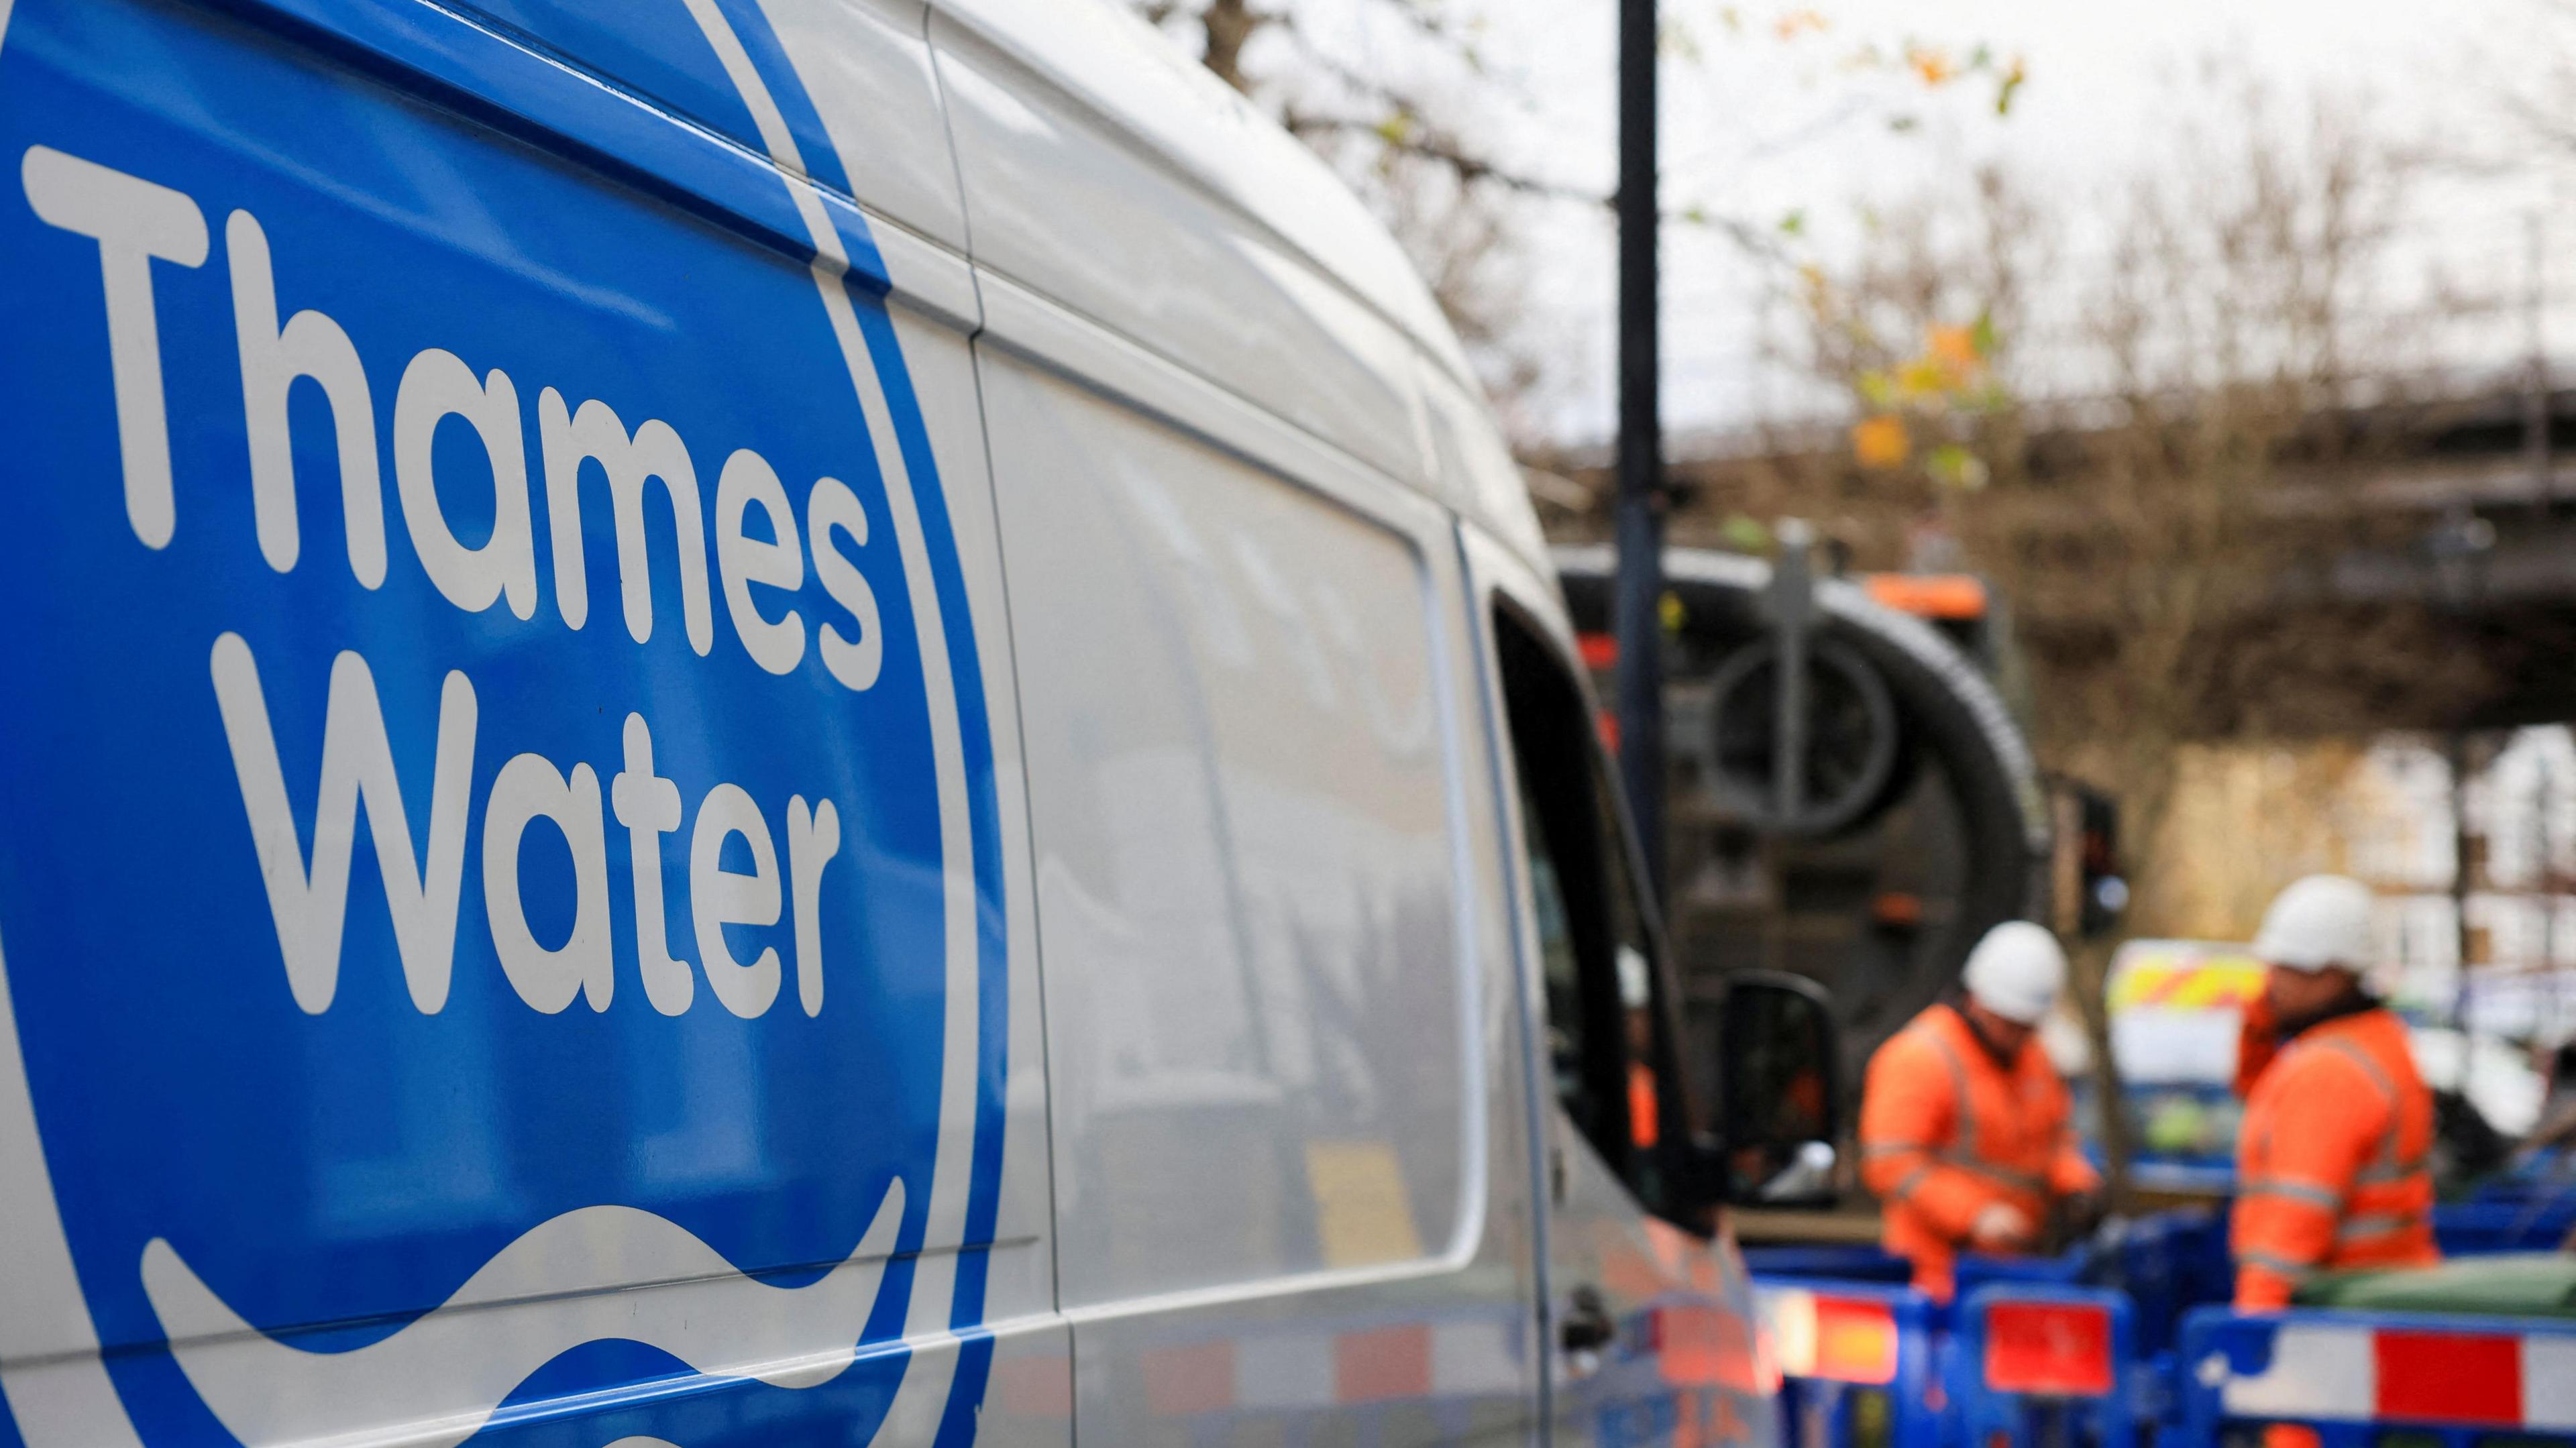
[932, 0, 1479, 390]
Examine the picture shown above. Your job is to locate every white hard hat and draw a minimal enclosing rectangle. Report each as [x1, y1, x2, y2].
[2253, 874, 2376, 974]
[1962, 920, 2068, 1025]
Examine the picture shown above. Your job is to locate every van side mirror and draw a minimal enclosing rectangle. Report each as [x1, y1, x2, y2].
[1715, 972, 1845, 1207]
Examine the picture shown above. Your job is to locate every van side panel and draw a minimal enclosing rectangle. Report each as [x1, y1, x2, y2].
[0, 1, 1039, 1443]
[971, 253, 1540, 1441]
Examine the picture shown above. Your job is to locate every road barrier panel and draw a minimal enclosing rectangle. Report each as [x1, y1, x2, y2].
[1948, 1284, 2139, 1448]
[2180, 1306, 2576, 1448]
[1757, 1279, 1943, 1448]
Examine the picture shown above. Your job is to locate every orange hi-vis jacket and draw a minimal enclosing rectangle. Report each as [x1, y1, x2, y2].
[2232, 1005, 2437, 1309]
[2233, 992, 2281, 1101]
[1860, 1003, 2100, 1302]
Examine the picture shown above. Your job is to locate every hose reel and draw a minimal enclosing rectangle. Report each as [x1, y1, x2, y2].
[1695, 521, 1904, 839]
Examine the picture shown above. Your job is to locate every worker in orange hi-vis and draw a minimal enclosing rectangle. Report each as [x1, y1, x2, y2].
[2233, 875, 2438, 1310]
[1860, 921, 2102, 1303]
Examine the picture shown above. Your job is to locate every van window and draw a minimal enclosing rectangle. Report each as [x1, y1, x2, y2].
[1515, 749, 1599, 1142]
[1493, 608, 1685, 1221]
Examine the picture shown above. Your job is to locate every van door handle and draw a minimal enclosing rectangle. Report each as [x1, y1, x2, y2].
[1561, 1286, 1616, 1353]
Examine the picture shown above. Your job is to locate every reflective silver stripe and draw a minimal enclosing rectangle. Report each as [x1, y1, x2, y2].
[2353, 1158, 2430, 1186]
[2241, 1177, 2342, 1210]
[2336, 1213, 2424, 1246]
[1874, 1148, 2044, 1196]
[2308, 1034, 2398, 1102]
[1928, 1023, 1979, 1159]
[1890, 1166, 1933, 1202]
[2239, 1249, 2318, 1280]
[1862, 1142, 1935, 1158]
[1937, 1151, 2047, 1194]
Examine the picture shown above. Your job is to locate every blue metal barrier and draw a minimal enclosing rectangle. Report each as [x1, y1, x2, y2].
[2436, 1195, 2576, 1255]
[2180, 1304, 2576, 1448]
[2474, 1147, 2573, 1199]
[1741, 1243, 2092, 1301]
[2102, 1209, 2233, 1359]
[1756, 1280, 1943, 1448]
[1947, 1284, 2141, 1448]
[1746, 1245, 1915, 1284]
[1956, 1245, 2097, 1298]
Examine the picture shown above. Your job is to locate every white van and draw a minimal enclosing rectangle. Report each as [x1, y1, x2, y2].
[0, 1, 1840, 1444]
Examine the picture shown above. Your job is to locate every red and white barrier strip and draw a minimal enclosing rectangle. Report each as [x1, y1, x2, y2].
[2211, 1323, 2576, 1429]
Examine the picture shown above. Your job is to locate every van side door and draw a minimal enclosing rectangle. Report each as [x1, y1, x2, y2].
[931, 8, 1551, 1444]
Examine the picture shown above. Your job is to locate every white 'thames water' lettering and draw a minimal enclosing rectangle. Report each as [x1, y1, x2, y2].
[25, 148, 876, 1021]
[716, 447, 808, 675]
[612, 712, 696, 1016]
[540, 388, 714, 655]
[691, 782, 784, 1019]
[394, 347, 537, 620]
[19, 144, 207, 550]
[483, 752, 614, 1014]
[808, 476, 883, 691]
[210, 634, 476, 1015]
[228, 209, 386, 587]
[20, 150, 897, 691]
[216, 637, 840, 1018]
[787, 794, 842, 1017]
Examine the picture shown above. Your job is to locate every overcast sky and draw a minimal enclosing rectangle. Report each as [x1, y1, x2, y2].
[1307, 0, 2571, 443]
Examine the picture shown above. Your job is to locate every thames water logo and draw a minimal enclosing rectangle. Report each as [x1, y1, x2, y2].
[0, 2, 1002, 1443]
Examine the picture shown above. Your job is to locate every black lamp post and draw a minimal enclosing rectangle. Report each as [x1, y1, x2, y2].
[1612, 0, 1666, 897]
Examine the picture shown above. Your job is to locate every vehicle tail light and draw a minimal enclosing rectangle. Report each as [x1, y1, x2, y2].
[1759, 1289, 1900, 1385]
[1811, 1296, 1898, 1384]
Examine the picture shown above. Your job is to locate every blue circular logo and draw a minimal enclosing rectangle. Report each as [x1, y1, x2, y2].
[0, 1, 1008, 1443]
